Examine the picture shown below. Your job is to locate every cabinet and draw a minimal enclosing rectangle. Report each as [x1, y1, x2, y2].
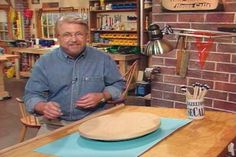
[88, 0, 152, 50]
[89, 0, 140, 47]
[8, 47, 50, 78]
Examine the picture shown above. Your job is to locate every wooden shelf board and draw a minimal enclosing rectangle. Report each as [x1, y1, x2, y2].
[19, 71, 31, 77]
[90, 9, 136, 13]
[90, 30, 137, 33]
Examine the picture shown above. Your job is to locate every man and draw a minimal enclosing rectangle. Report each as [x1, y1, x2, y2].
[24, 15, 125, 134]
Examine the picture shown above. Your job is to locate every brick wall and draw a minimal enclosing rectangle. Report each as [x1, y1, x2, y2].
[150, 0, 236, 113]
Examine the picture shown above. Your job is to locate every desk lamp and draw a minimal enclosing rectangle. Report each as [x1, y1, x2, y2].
[144, 24, 174, 56]
[144, 24, 236, 56]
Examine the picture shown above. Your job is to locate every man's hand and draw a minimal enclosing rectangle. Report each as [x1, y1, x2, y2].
[75, 93, 104, 109]
[35, 101, 63, 119]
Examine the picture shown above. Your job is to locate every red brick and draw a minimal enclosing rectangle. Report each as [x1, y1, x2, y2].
[223, 2, 236, 12]
[176, 85, 191, 93]
[151, 90, 163, 98]
[152, 82, 175, 92]
[165, 58, 176, 66]
[188, 60, 200, 69]
[206, 13, 234, 23]
[218, 44, 236, 53]
[192, 24, 218, 31]
[165, 23, 191, 29]
[150, 56, 164, 65]
[216, 63, 236, 73]
[163, 92, 185, 102]
[152, 14, 177, 22]
[190, 47, 217, 61]
[164, 75, 187, 85]
[214, 37, 236, 44]
[207, 90, 228, 100]
[188, 79, 214, 89]
[232, 54, 236, 63]
[229, 93, 236, 102]
[152, 0, 161, 4]
[231, 74, 236, 83]
[151, 74, 163, 82]
[154, 50, 176, 58]
[215, 82, 236, 92]
[152, 5, 162, 13]
[151, 98, 174, 108]
[187, 50, 205, 61]
[175, 102, 186, 109]
[202, 71, 229, 82]
[158, 66, 176, 75]
[187, 69, 202, 78]
[214, 100, 236, 112]
[204, 98, 213, 107]
[207, 53, 231, 62]
[179, 14, 204, 22]
[189, 60, 215, 71]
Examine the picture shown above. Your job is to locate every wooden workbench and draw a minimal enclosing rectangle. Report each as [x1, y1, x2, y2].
[8, 47, 139, 78]
[0, 54, 19, 100]
[0, 105, 235, 157]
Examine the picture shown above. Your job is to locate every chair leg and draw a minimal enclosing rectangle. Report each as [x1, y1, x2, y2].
[19, 125, 27, 143]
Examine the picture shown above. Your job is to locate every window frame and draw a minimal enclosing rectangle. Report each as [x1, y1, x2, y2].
[0, 5, 12, 40]
[36, 7, 80, 39]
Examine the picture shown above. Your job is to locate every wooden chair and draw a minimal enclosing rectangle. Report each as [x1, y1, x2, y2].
[16, 97, 41, 142]
[107, 60, 138, 105]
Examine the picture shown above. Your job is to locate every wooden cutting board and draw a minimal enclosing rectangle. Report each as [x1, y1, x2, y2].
[78, 112, 161, 141]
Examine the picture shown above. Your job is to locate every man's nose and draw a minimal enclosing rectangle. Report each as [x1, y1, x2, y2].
[70, 35, 77, 41]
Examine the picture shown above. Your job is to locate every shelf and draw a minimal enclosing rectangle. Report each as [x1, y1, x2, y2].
[19, 71, 31, 78]
[92, 43, 137, 47]
[100, 37, 137, 39]
[8, 47, 52, 55]
[90, 9, 136, 13]
[91, 29, 137, 32]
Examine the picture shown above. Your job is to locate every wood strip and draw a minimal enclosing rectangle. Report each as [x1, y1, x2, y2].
[176, 36, 185, 75]
[180, 37, 190, 77]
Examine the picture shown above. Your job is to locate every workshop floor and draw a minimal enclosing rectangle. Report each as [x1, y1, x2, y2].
[0, 78, 38, 150]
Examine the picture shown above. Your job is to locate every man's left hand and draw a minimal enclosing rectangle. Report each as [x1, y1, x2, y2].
[75, 93, 104, 109]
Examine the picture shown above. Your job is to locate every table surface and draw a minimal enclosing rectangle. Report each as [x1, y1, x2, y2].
[0, 105, 235, 157]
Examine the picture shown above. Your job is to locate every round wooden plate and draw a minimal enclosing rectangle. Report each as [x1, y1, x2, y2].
[78, 111, 161, 141]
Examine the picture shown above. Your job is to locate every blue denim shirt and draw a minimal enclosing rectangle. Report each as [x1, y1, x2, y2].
[24, 46, 125, 121]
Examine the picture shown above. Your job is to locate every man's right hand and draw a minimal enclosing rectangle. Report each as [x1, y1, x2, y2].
[35, 101, 63, 120]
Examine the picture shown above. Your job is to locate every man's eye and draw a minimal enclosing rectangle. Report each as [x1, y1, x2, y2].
[75, 33, 83, 37]
[62, 33, 71, 37]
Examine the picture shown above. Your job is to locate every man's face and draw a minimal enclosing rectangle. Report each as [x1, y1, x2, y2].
[57, 23, 88, 57]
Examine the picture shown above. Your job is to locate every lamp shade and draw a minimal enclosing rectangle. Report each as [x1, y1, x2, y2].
[143, 24, 174, 56]
[145, 39, 173, 56]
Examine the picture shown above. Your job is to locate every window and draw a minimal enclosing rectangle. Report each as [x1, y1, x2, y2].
[37, 8, 88, 39]
[41, 12, 60, 38]
[0, 10, 8, 40]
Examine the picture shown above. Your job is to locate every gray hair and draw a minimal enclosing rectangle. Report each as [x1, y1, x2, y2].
[55, 15, 88, 35]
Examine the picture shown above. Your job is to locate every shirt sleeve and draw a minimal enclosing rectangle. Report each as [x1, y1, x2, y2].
[103, 56, 126, 100]
[23, 59, 49, 113]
